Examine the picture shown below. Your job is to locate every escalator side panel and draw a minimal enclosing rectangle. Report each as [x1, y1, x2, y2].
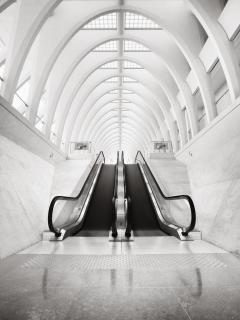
[125, 164, 167, 236]
[74, 164, 115, 236]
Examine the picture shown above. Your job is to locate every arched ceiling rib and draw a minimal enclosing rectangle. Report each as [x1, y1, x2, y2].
[1, 1, 239, 160]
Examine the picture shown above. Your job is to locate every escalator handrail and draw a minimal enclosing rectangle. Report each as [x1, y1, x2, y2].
[48, 151, 105, 237]
[122, 151, 132, 237]
[135, 150, 196, 236]
[113, 151, 119, 199]
[121, 151, 127, 198]
[111, 151, 119, 237]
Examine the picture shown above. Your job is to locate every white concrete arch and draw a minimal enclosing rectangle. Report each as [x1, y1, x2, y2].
[0, 0, 15, 13]
[46, 35, 185, 142]
[64, 72, 178, 141]
[16, 8, 214, 138]
[1, 0, 61, 101]
[95, 129, 148, 153]
[88, 116, 153, 149]
[96, 135, 146, 157]
[124, 2, 216, 120]
[2, 1, 235, 158]
[98, 138, 141, 160]
[46, 40, 198, 139]
[83, 109, 155, 144]
[81, 101, 158, 141]
[91, 119, 151, 149]
[81, 99, 159, 141]
[186, 0, 240, 101]
[66, 70, 172, 139]
[99, 136, 143, 156]
[92, 121, 149, 147]
[61, 84, 170, 148]
[62, 61, 186, 146]
[75, 89, 167, 142]
[67, 83, 178, 152]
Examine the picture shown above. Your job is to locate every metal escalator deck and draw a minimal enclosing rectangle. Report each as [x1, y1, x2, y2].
[74, 164, 115, 237]
[125, 164, 167, 236]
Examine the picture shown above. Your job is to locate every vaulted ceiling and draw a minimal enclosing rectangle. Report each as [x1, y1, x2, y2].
[0, 0, 239, 161]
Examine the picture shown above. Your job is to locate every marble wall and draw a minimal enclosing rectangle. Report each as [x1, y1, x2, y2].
[0, 135, 55, 259]
[177, 99, 240, 254]
[50, 156, 94, 226]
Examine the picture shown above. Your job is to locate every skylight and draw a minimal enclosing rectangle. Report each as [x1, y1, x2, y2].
[105, 77, 119, 83]
[83, 13, 117, 29]
[125, 12, 161, 29]
[50, 123, 57, 144]
[124, 40, 150, 52]
[122, 89, 133, 94]
[123, 76, 138, 83]
[100, 61, 118, 69]
[111, 99, 131, 103]
[93, 40, 118, 52]
[123, 61, 143, 69]
[35, 91, 47, 132]
[35, 115, 46, 132]
[12, 80, 30, 116]
[108, 89, 119, 94]
[0, 64, 4, 89]
[0, 63, 4, 80]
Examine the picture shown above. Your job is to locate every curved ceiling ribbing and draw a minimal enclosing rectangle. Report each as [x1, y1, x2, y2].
[1, 0, 239, 159]
[66, 73, 180, 143]
[82, 101, 158, 141]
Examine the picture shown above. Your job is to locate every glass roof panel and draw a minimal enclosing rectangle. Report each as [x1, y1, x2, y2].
[83, 13, 117, 29]
[124, 40, 150, 52]
[123, 61, 143, 69]
[100, 61, 118, 69]
[108, 89, 119, 94]
[0, 63, 4, 79]
[105, 76, 119, 82]
[93, 40, 118, 52]
[125, 12, 161, 29]
[0, 63, 4, 89]
[122, 89, 133, 94]
[123, 76, 138, 82]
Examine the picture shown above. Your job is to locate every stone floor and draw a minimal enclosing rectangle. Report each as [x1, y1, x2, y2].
[1, 237, 240, 320]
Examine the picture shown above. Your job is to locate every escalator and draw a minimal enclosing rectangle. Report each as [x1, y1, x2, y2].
[74, 164, 115, 236]
[124, 151, 196, 239]
[48, 151, 118, 240]
[125, 164, 167, 236]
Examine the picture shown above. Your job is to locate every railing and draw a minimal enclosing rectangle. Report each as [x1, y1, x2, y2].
[111, 151, 119, 237]
[135, 151, 196, 236]
[48, 151, 105, 238]
[122, 151, 131, 237]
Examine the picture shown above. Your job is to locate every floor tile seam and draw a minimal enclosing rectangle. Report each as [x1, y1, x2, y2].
[16, 252, 234, 255]
[18, 266, 230, 271]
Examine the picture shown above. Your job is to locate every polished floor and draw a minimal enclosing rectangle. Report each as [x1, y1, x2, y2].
[1, 237, 240, 320]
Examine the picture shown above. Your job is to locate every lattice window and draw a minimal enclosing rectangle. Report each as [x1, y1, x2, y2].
[124, 40, 150, 52]
[122, 89, 133, 94]
[123, 61, 143, 69]
[100, 61, 118, 69]
[105, 77, 119, 82]
[125, 12, 161, 29]
[12, 80, 30, 116]
[108, 90, 119, 94]
[83, 13, 117, 29]
[123, 76, 138, 83]
[93, 40, 118, 52]
[35, 91, 47, 132]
